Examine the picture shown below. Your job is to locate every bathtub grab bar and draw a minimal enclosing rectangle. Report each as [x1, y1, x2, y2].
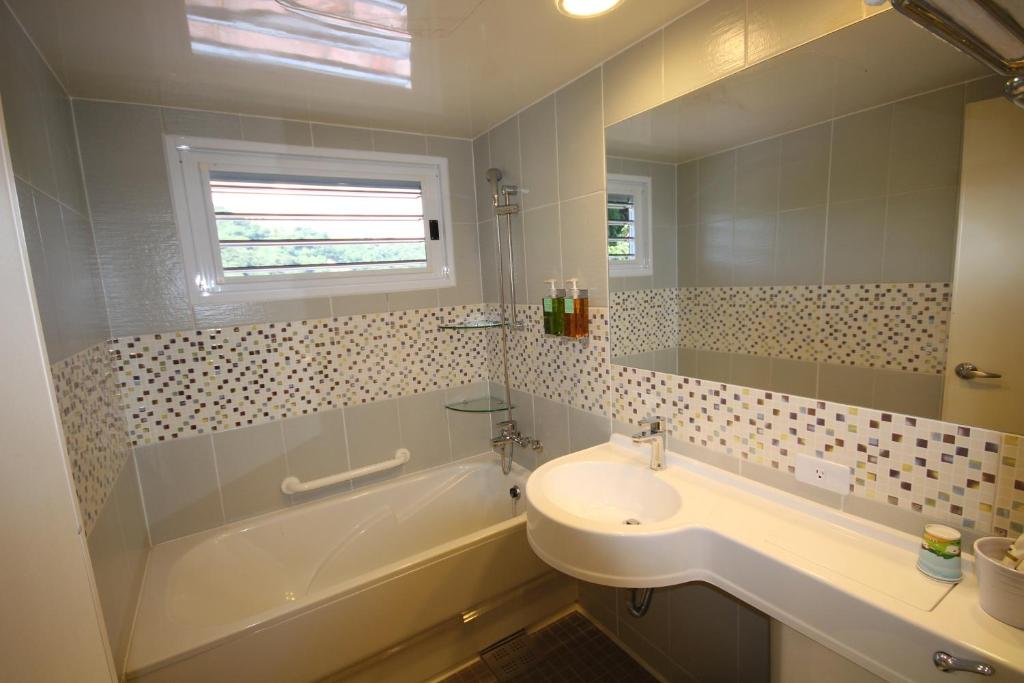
[281, 448, 410, 494]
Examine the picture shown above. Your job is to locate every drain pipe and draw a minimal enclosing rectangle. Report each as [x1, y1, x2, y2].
[627, 588, 655, 618]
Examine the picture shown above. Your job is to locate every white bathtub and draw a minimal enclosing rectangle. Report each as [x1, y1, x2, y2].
[127, 454, 558, 682]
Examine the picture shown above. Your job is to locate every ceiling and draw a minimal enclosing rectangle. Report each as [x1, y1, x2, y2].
[5, 0, 706, 138]
[605, 10, 991, 163]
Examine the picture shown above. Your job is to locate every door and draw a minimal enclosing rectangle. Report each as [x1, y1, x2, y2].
[942, 97, 1024, 434]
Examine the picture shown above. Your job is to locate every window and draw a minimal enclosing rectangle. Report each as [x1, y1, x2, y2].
[166, 136, 455, 303]
[607, 174, 652, 277]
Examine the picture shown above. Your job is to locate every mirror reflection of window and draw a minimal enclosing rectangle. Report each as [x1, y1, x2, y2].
[607, 174, 651, 277]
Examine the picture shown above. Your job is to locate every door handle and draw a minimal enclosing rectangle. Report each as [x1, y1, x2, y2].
[955, 363, 1002, 380]
[933, 651, 994, 675]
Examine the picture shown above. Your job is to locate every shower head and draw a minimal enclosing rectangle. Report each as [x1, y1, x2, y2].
[485, 168, 503, 197]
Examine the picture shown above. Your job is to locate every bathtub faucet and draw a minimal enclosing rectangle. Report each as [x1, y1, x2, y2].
[492, 420, 543, 452]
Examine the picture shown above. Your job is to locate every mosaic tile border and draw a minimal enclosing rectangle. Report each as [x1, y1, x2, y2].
[611, 364, 1023, 536]
[611, 283, 951, 374]
[113, 305, 492, 446]
[51, 343, 132, 534]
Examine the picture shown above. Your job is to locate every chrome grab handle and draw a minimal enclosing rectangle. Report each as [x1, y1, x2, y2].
[955, 362, 1002, 380]
[933, 651, 994, 676]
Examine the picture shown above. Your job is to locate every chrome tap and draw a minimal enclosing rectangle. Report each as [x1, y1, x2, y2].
[632, 416, 667, 470]
[491, 420, 543, 452]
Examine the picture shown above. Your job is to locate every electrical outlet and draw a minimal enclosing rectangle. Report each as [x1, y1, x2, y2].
[794, 453, 851, 495]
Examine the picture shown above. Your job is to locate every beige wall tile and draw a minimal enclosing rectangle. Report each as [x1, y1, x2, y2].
[829, 106, 892, 203]
[519, 96, 559, 210]
[213, 421, 289, 522]
[372, 130, 427, 154]
[136, 436, 224, 544]
[559, 192, 608, 306]
[747, 0, 863, 65]
[696, 220, 733, 287]
[732, 352, 772, 389]
[387, 289, 440, 311]
[533, 395, 570, 464]
[602, 31, 664, 126]
[888, 85, 964, 195]
[824, 196, 886, 284]
[281, 410, 350, 483]
[568, 407, 610, 452]
[779, 123, 830, 210]
[733, 214, 777, 286]
[735, 137, 780, 218]
[426, 135, 477, 224]
[330, 293, 389, 316]
[523, 203, 563, 303]
[310, 123, 374, 150]
[872, 369, 943, 419]
[397, 390, 453, 473]
[345, 399, 402, 467]
[437, 221, 484, 307]
[663, 0, 746, 100]
[194, 298, 332, 328]
[162, 107, 242, 139]
[555, 68, 605, 201]
[818, 362, 875, 408]
[769, 358, 818, 397]
[698, 150, 736, 224]
[775, 205, 826, 285]
[240, 115, 312, 145]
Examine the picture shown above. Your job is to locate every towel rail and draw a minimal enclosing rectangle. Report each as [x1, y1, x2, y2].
[281, 448, 410, 494]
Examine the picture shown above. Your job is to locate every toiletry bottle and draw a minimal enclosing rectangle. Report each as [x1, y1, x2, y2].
[542, 279, 565, 336]
[564, 279, 589, 338]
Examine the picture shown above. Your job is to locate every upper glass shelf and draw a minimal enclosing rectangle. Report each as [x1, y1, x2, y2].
[444, 396, 512, 413]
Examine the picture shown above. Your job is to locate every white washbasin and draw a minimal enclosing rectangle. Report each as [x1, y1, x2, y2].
[538, 460, 681, 524]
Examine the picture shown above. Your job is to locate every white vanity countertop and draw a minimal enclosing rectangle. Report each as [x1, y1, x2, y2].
[526, 436, 1024, 682]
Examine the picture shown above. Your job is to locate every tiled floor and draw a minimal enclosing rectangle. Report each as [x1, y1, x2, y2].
[443, 611, 657, 683]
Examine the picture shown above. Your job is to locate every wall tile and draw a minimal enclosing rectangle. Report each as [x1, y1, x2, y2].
[240, 115, 312, 145]
[446, 383, 494, 460]
[523, 204, 563, 303]
[41, 73, 88, 213]
[310, 123, 374, 151]
[61, 206, 111, 354]
[136, 436, 223, 544]
[559, 192, 608, 306]
[213, 421, 288, 522]
[161, 107, 242, 139]
[488, 116, 522, 189]
[193, 298, 332, 328]
[438, 221, 484, 307]
[779, 123, 830, 210]
[872, 369, 943, 419]
[473, 134, 493, 223]
[602, 31, 663, 126]
[828, 106, 892, 203]
[345, 399, 402, 470]
[882, 187, 957, 282]
[696, 220, 733, 287]
[663, 0, 746, 100]
[676, 160, 699, 227]
[735, 137, 780, 217]
[533, 396, 570, 464]
[569, 407, 610, 452]
[17, 183, 62, 361]
[373, 130, 427, 154]
[818, 363, 874, 413]
[398, 390, 453, 473]
[775, 205, 826, 285]
[555, 68, 604, 201]
[426, 136, 477, 224]
[733, 214, 776, 286]
[824, 196, 886, 284]
[281, 409, 350, 489]
[33, 191, 74, 360]
[518, 95, 559, 211]
[698, 150, 736, 224]
[888, 85, 964, 194]
[667, 583, 739, 683]
[330, 293, 389, 316]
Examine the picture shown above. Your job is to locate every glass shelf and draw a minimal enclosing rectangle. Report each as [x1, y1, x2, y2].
[438, 319, 506, 331]
[444, 396, 512, 413]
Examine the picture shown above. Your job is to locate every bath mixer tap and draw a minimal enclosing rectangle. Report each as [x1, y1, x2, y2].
[632, 417, 667, 470]
[492, 420, 542, 452]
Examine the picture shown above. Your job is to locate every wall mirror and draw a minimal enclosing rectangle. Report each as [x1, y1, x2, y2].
[605, 9, 1024, 434]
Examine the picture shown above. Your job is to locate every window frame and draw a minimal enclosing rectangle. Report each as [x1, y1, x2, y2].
[165, 135, 456, 304]
[607, 173, 653, 278]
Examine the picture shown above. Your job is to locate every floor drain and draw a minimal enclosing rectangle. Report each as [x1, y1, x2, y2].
[480, 630, 542, 682]
[623, 518, 641, 526]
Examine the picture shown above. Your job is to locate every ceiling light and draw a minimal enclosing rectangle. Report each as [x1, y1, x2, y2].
[556, 0, 625, 19]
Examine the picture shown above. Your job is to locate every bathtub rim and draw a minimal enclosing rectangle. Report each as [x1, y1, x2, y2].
[128, 453, 530, 678]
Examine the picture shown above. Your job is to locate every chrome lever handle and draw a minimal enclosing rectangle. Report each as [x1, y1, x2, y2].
[933, 651, 994, 676]
[955, 363, 1002, 380]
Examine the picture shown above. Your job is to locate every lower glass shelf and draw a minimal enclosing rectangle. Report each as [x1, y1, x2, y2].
[438, 319, 505, 330]
[444, 396, 512, 413]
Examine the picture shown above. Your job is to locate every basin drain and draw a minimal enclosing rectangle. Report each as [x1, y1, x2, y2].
[623, 518, 641, 526]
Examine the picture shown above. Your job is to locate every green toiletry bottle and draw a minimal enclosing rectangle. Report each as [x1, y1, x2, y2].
[543, 279, 565, 336]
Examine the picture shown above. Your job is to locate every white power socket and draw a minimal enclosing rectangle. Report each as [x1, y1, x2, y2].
[794, 453, 851, 495]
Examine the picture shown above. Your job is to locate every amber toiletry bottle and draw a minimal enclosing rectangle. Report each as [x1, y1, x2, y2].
[564, 278, 589, 338]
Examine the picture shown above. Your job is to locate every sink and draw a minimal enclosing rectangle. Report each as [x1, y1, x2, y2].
[526, 436, 701, 588]
[538, 460, 682, 524]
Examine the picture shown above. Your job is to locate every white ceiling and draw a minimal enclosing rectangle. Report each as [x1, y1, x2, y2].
[605, 10, 991, 163]
[6, 0, 706, 138]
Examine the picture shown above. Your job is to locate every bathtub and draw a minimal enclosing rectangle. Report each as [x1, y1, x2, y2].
[127, 453, 563, 683]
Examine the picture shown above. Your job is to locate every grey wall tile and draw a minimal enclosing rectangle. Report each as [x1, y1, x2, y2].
[650, 162, 678, 290]
[398, 390, 453, 473]
[698, 151, 736, 224]
[473, 134, 493, 223]
[40, 72, 88, 213]
[488, 116, 522, 189]
[74, 100, 195, 335]
[818, 363, 874, 408]
[882, 187, 958, 282]
[136, 437, 223, 544]
[193, 298, 332, 328]
[213, 421, 288, 522]
[17, 183, 61, 360]
[568, 407, 610, 452]
[61, 206, 111, 352]
[437, 221, 484, 307]
[240, 115, 312, 145]
[872, 369, 943, 419]
[829, 106, 892, 203]
[775, 205, 826, 285]
[559, 192, 608, 306]
[426, 136, 477, 224]
[373, 130, 427, 154]
[733, 214, 776, 286]
[478, 218, 500, 303]
[888, 85, 964, 195]
[331, 293, 389, 316]
[824, 197, 886, 284]
[161, 107, 242, 139]
[33, 191, 74, 360]
[556, 69, 604, 201]
[676, 160, 699, 227]
[311, 123, 374, 151]
[677, 221, 698, 287]
[518, 95, 559, 210]
[523, 204, 562, 303]
[735, 138, 780, 218]
[446, 384, 493, 460]
[345, 400, 404, 487]
[281, 409, 350, 484]
[697, 220, 733, 287]
[741, 460, 843, 508]
[387, 289, 439, 311]
[779, 123, 830, 210]
[534, 396, 570, 464]
[731, 353, 772, 389]
[769, 358, 818, 398]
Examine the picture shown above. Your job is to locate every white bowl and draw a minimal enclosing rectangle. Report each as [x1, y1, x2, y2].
[974, 537, 1024, 629]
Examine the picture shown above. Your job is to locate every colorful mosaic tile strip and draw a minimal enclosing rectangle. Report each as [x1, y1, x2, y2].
[51, 343, 132, 534]
[611, 283, 951, 374]
[113, 304, 491, 446]
[610, 364, 1020, 536]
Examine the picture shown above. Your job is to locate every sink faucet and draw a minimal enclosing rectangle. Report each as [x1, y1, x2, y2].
[632, 416, 667, 470]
